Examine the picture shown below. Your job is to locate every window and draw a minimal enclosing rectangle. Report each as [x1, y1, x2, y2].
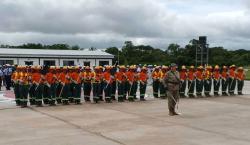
[0, 60, 14, 65]
[44, 60, 56, 66]
[25, 61, 33, 66]
[99, 61, 109, 66]
[84, 61, 90, 66]
[63, 60, 74, 66]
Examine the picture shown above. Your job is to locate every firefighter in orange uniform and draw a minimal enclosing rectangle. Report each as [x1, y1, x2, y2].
[221, 66, 229, 96]
[115, 65, 127, 102]
[187, 65, 195, 98]
[55, 66, 63, 104]
[43, 66, 54, 105]
[19, 66, 29, 107]
[236, 67, 245, 95]
[32, 66, 44, 107]
[12, 66, 21, 106]
[179, 65, 187, 98]
[59, 66, 70, 105]
[160, 66, 168, 99]
[139, 66, 148, 101]
[126, 66, 137, 102]
[92, 66, 102, 103]
[204, 66, 212, 97]
[195, 66, 204, 97]
[68, 66, 75, 103]
[83, 66, 92, 102]
[228, 65, 237, 95]
[213, 65, 221, 96]
[103, 66, 112, 103]
[152, 66, 161, 98]
[71, 66, 82, 104]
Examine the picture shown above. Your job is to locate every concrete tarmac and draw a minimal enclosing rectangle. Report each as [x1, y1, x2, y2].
[0, 83, 250, 145]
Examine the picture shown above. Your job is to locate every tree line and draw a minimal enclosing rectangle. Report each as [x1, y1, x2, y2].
[1, 41, 250, 66]
[106, 41, 250, 66]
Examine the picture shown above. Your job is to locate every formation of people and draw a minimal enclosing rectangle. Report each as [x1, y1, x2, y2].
[9, 64, 246, 108]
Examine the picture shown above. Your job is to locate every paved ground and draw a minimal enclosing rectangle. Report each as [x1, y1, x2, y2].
[0, 82, 250, 145]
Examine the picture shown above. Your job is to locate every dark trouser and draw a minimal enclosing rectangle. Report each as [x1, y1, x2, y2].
[56, 83, 62, 104]
[5, 75, 12, 90]
[69, 83, 75, 103]
[29, 84, 36, 105]
[237, 80, 244, 95]
[204, 79, 212, 96]
[50, 83, 56, 105]
[168, 90, 179, 114]
[153, 80, 160, 98]
[179, 80, 186, 98]
[140, 82, 147, 100]
[124, 81, 129, 100]
[98, 81, 104, 101]
[0, 77, 2, 90]
[196, 79, 203, 97]
[128, 82, 137, 101]
[61, 84, 69, 104]
[213, 79, 220, 96]
[228, 78, 236, 95]
[93, 83, 99, 103]
[103, 82, 111, 102]
[111, 81, 116, 100]
[14, 83, 21, 106]
[222, 79, 229, 95]
[117, 82, 125, 102]
[160, 82, 166, 99]
[84, 82, 91, 101]
[43, 84, 51, 105]
[35, 84, 44, 106]
[73, 83, 82, 104]
[188, 80, 195, 97]
[20, 84, 29, 107]
[134, 81, 138, 99]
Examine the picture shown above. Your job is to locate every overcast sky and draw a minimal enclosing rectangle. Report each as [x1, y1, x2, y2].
[0, 0, 250, 49]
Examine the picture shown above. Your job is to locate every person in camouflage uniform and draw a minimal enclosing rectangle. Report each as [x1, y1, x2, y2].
[164, 63, 180, 116]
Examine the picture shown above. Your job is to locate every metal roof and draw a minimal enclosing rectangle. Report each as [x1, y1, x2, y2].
[0, 48, 114, 59]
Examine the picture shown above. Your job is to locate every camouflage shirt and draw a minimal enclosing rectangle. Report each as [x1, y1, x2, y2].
[164, 70, 180, 91]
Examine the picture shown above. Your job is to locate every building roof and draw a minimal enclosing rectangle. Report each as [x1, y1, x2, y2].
[0, 48, 114, 59]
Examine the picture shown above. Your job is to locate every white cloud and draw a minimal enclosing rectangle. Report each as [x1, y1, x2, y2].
[0, 0, 249, 49]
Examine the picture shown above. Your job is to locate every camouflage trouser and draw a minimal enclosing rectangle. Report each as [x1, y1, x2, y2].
[167, 90, 179, 113]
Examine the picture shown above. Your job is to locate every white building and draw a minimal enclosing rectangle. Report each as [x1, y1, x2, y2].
[0, 48, 114, 66]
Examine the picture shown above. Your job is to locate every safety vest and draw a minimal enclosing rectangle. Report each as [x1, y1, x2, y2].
[195, 71, 203, 80]
[188, 70, 195, 80]
[139, 72, 148, 82]
[236, 71, 245, 81]
[180, 71, 187, 81]
[213, 71, 220, 80]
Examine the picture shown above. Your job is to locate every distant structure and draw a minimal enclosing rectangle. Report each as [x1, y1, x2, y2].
[0, 48, 114, 66]
[194, 36, 209, 66]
